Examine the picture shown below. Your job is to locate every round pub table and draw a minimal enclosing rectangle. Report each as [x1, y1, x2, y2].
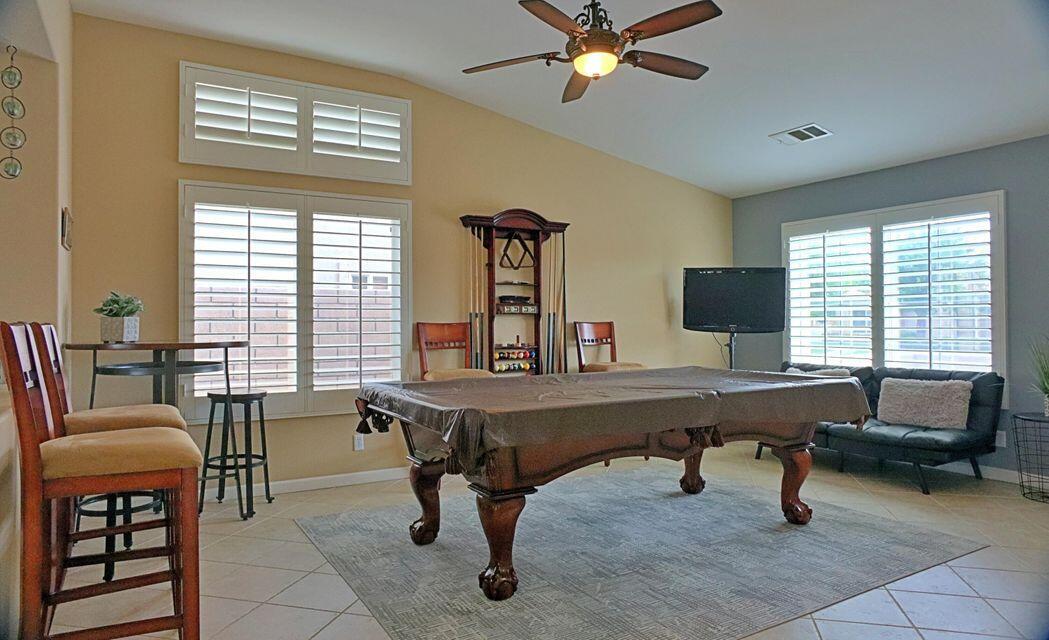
[64, 340, 248, 408]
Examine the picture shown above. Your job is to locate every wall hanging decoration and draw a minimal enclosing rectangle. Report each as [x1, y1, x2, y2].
[2, 45, 25, 179]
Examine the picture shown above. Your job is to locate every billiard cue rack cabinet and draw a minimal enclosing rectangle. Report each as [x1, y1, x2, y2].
[461, 209, 568, 375]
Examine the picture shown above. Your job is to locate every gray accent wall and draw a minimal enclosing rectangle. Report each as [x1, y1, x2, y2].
[732, 134, 1049, 471]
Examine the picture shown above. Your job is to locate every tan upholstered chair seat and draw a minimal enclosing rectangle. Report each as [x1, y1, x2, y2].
[40, 427, 203, 480]
[581, 362, 646, 373]
[63, 404, 187, 435]
[422, 368, 496, 382]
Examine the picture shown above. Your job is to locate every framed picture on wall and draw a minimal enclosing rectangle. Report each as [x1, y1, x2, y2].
[61, 207, 73, 250]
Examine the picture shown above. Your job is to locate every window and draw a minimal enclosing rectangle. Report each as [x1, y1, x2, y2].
[883, 213, 994, 370]
[180, 182, 411, 420]
[787, 227, 873, 366]
[180, 63, 411, 185]
[783, 191, 1006, 376]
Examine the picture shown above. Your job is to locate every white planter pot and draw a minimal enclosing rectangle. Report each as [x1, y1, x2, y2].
[1044, 394, 1049, 418]
[100, 316, 140, 343]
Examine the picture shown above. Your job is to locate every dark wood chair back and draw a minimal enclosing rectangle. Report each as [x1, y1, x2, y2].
[574, 321, 619, 369]
[0, 322, 52, 485]
[416, 322, 471, 378]
[31, 322, 71, 437]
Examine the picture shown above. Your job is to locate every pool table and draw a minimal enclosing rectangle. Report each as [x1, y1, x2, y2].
[355, 366, 870, 600]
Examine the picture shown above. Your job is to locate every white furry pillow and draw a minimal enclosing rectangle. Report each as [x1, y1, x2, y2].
[877, 378, 973, 429]
[786, 367, 852, 377]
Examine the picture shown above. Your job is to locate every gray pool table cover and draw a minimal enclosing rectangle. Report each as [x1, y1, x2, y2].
[358, 367, 871, 475]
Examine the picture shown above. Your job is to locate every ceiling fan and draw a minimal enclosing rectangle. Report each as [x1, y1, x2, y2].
[463, 0, 722, 103]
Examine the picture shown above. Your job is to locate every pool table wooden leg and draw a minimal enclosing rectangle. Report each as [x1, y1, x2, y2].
[679, 450, 706, 494]
[408, 460, 444, 545]
[772, 446, 813, 525]
[476, 494, 526, 601]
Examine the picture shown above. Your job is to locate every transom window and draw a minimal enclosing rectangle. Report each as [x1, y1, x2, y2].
[180, 63, 412, 185]
[180, 182, 411, 420]
[783, 192, 1006, 376]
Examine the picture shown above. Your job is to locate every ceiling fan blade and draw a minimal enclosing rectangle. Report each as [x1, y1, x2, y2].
[623, 50, 708, 80]
[621, 0, 722, 42]
[519, 0, 585, 36]
[561, 72, 591, 103]
[463, 52, 561, 74]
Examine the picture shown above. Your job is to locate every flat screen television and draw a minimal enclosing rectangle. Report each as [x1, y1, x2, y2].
[683, 267, 785, 333]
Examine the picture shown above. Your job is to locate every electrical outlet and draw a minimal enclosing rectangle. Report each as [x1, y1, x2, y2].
[996, 431, 1007, 448]
[354, 433, 366, 451]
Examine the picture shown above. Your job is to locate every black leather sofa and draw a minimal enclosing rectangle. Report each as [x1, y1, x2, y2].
[755, 362, 1005, 494]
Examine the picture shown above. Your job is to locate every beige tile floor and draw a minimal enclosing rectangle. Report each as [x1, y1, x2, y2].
[53, 442, 1049, 640]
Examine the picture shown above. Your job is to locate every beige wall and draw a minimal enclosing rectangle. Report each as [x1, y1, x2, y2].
[70, 15, 732, 483]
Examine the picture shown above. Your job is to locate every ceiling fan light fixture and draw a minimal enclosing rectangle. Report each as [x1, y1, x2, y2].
[573, 48, 618, 78]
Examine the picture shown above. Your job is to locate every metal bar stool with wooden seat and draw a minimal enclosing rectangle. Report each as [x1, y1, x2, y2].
[416, 321, 494, 381]
[2, 321, 202, 640]
[198, 390, 273, 519]
[574, 321, 646, 373]
[33, 323, 186, 582]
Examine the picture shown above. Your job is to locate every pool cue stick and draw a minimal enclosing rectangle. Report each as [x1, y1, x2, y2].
[549, 233, 561, 372]
[471, 228, 481, 369]
[559, 232, 568, 373]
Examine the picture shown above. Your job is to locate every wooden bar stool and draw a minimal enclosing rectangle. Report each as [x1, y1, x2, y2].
[198, 390, 273, 519]
[416, 321, 494, 381]
[574, 321, 646, 373]
[2, 321, 202, 640]
[33, 323, 185, 582]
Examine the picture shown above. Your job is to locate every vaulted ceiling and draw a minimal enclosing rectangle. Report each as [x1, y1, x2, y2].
[72, 0, 1049, 197]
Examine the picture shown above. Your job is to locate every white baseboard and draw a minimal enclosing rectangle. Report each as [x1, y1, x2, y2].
[200, 465, 409, 501]
[937, 460, 1019, 484]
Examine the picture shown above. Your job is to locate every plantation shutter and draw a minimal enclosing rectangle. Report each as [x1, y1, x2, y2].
[181, 63, 411, 184]
[182, 184, 411, 419]
[307, 87, 410, 184]
[882, 212, 993, 371]
[787, 227, 873, 366]
[310, 201, 403, 394]
[188, 190, 301, 408]
[194, 83, 298, 150]
[312, 102, 402, 163]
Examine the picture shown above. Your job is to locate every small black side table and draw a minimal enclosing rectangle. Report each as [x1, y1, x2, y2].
[1013, 412, 1049, 503]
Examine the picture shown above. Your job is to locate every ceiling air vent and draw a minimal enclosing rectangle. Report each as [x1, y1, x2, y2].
[769, 123, 833, 146]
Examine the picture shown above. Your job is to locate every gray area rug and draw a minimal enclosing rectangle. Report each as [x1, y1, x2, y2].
[298, 467, 982, 640]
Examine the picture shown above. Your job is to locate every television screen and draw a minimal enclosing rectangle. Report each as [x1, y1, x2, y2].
[683, 267, 785, 333]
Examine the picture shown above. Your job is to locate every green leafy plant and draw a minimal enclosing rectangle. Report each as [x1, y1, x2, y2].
[1033, 339, 1049, 397]
[93, 291, 144, 318]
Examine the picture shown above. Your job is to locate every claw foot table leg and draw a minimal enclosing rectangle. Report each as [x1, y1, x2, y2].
[772, 446, 813, 525]
[679, 451, 706, 495]
[408, 460, 444, 545]
[476, 494, 526, 601]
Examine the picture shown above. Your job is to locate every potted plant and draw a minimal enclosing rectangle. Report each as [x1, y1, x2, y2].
[94, 291, 144, 343]
[1034, 339, 1049, 417]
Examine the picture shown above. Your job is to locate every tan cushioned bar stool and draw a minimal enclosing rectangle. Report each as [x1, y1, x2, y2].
[40, 427, 203, 480]
[63, 403, 186, 434]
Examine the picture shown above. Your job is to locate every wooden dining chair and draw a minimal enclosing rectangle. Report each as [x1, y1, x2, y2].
[574, 321, 645, 373]
[416, 322, 494, 381]
[2, 321, 202, 640]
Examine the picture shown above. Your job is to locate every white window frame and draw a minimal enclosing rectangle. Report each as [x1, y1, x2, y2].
[179, 62, 412, 185]
[178, 179, 412, 422]
[782, 191, 1007, 386]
